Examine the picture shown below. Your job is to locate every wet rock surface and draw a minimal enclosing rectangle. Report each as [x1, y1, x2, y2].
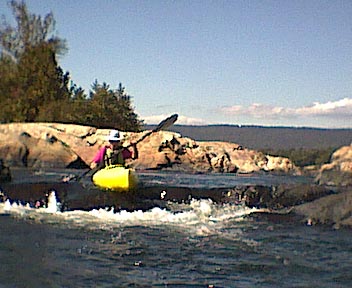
[1, 173, 348, 230]
[0, 159, 11, 183]
[292, 187, 352, 229]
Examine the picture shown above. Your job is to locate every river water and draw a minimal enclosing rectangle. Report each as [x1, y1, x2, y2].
[0, 170, 351, 287]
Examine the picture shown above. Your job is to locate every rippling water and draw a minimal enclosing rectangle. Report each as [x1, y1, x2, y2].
[0, 171, 351, 287]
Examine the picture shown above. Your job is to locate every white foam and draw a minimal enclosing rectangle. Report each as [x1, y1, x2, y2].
[46, 190, 60, 213]
[0, 192, 260, 237]
[0, 190, 61, 216]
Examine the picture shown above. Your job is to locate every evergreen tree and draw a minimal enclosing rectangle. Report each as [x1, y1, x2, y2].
[63, 85, 89, 124]
[0, 1, 71, 122]
[0, 0, 67, 63]
[14, 42, 71, 121]
[114, 83, 142, 131]
[86, 81, 142, 131]
[0, 57, 17, 122]
[0, 1, 143, 131]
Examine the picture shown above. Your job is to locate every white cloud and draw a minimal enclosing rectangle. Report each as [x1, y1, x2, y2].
[221, 103, 291, 119]
[220, 97, 352, 119]
[176, 115, 208, 125]
[296, 98, 352, 117]
[140, 98, 352, 128]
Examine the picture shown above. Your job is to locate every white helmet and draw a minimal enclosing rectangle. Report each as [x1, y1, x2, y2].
[107, 129, 121, 142]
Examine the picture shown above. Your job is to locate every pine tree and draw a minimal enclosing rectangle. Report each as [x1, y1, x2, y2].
[0, 1, 142, 131]
[85, 81, 142, 131]
[0, 0, 67, 63]
[0, 1, 71, 122]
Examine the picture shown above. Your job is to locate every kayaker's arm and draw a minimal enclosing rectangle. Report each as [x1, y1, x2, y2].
[90, 146, 107, 169]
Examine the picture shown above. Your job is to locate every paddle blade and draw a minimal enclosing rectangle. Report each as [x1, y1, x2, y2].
[153, 114, 178, 132]
[134, 114, 178, 145]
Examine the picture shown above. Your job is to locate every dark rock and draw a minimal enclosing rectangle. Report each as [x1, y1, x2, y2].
[315, 145, 352, 186]
[220, 184, 333, 210]
[316, 170, 352, 186]
[0, 159, 11, 182]
[266, 184, 335, 209]
[292, 187, 352, 228]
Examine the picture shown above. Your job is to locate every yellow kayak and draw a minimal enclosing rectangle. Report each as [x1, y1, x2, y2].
[92, 165, 138, 191]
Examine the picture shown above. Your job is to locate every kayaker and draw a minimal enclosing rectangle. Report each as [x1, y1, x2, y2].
[90, 129, 138, 169]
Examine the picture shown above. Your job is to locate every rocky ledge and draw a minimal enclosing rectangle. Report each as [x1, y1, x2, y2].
[0, 122, 297, 173]
[292, 143, 352, 228]
[0, 123, 351, 229]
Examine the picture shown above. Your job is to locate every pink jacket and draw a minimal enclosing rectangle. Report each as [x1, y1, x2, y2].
[92, 145, 132, 164]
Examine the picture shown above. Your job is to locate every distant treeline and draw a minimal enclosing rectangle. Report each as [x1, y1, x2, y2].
[260, 147, 335, 167]
[166, 125, 352, 150]
[160, 124, 352, 167]
[0, 1, 142, 131]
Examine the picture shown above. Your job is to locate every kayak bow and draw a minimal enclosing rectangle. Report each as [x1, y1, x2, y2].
[92, 165, 138, 191]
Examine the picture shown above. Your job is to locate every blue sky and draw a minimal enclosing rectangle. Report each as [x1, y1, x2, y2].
[1, 0, 352, 128]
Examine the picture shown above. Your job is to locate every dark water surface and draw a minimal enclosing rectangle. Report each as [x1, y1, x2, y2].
[0, 170, 351, 287]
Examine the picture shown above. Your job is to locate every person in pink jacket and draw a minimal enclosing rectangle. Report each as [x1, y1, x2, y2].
[90, 130, 138, 169]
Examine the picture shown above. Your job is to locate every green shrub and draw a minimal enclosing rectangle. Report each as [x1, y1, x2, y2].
[260, 147, 336, 167]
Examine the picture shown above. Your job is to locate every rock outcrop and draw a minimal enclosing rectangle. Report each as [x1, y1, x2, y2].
[0, 159, 11, 182]
[0, 123, 90, 168]
[0, 123, 296, 173]
[282, 144, 352, 228]
[315, 144, 352, 186]
[292, 187, 352, 229]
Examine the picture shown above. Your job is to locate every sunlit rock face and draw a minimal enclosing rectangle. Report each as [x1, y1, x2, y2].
[315, 144, 352, 186]
[0, 123, 296, 173]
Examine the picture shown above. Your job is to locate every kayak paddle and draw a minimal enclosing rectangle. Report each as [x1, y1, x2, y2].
[66, 114, 178, 182]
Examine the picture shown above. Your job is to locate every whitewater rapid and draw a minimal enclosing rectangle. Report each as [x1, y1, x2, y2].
[0, 190, 263, 239]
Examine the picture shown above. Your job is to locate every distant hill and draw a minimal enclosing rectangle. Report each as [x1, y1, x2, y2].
[146, 124, 352, 150]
